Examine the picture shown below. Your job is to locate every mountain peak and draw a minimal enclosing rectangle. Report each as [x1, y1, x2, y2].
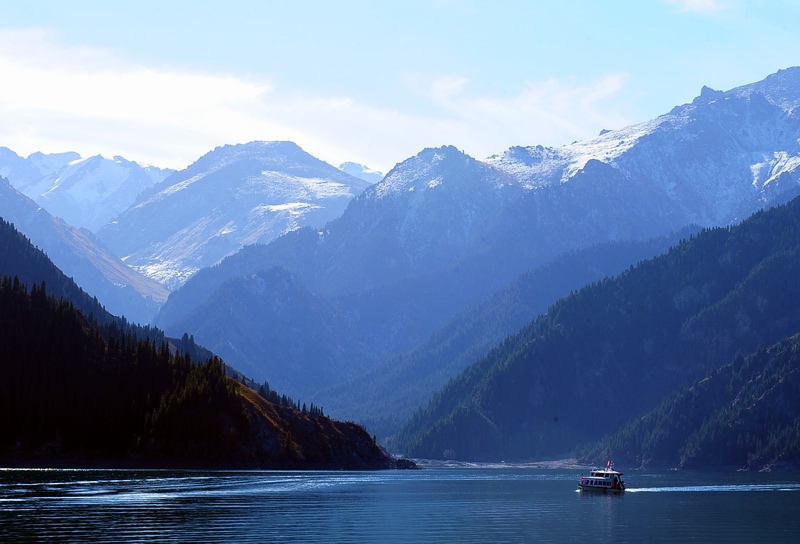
[182, 141, 362, 185]
[729, 65, 800, 112]
[375, 146, 480, 192]
[699, 85, 724, 101]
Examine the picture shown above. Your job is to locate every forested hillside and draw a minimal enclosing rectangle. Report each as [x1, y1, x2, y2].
[396, 196, 800, 464]
[0, 276, 396, 469]
[0, 276, 243, 464]
[579, 334, 800, 470]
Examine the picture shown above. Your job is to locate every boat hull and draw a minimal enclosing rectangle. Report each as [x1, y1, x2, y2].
[577, 484, 624, 494]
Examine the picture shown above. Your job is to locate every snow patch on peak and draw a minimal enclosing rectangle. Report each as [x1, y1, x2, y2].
[148, 172, 205, 202]
[729, 66, 800, 113]
[488, 116, 667, 188]
[750, 152, 800, 189]
[258, 202, 316, 214]
[372, 146, 475, 199]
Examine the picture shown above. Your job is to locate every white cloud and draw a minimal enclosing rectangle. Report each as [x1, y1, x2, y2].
[0, 29, 282, 168]
[429, 75, 471, 103]
[402, 73, 631, 156]
[664, 0, 730, 13]
[0, 28, 633, 173]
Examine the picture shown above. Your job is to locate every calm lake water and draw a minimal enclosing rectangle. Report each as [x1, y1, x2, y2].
[2, 464, 800, 542]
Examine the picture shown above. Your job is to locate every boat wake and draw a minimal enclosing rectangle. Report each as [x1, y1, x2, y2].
[627, 483, 800, 493]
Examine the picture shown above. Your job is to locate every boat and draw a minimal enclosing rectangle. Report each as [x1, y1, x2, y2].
[577, 461, 625, 493]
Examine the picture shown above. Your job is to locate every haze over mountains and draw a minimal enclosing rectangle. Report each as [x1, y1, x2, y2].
[3, 67, 800, 467]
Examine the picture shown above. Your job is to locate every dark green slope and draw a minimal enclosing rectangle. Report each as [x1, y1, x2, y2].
[1, 216, 106, 319]
[0, 275, 242, 463]
[396, 197, 800, 462]
[580, 333, 800, 470]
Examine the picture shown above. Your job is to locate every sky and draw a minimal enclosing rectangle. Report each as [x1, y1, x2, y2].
[1, 0, 799, 174]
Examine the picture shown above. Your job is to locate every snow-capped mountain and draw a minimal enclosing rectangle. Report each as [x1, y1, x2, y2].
[97, 141, 372, 288]
[1, 148, 173, 232]
[154, 67, 800, 410]
[0, 177, 169, 324]
[486, 67, 800, 227]
[339, 162, 384, 184]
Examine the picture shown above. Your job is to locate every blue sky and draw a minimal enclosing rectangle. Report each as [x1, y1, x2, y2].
[1, 0, 798, 172]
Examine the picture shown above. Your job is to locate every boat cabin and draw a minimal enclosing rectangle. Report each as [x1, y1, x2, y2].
[578, 463, 625, 493]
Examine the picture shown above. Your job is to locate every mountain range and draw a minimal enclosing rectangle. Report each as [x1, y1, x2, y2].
[313, 228, 697, 440]
[152, 68, 800, 425]
[0, 142, 377, 319]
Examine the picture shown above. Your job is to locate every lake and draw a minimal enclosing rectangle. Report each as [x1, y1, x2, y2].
[2, 464, 800, 542]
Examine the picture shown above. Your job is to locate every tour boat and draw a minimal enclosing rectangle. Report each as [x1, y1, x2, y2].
[577, 461, 625, 493]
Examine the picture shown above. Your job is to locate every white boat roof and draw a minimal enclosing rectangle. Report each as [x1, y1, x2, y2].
[589, 469, 623, 475]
